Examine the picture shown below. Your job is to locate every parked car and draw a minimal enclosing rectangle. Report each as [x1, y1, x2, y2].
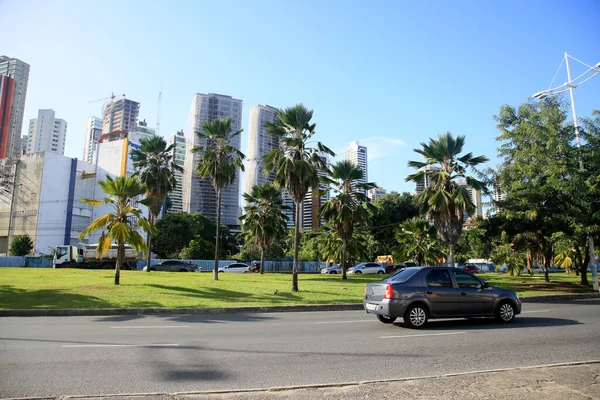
[321, 264, 342, 274]
[364, 266, 521, 328]
[347, 262, 385, 275]
[218, 263, 250, 273]
[385, 262, 417, 274]
[147, 260, 196, 272]
[476, 263, 497, 273]
[463, 264, 481, 274]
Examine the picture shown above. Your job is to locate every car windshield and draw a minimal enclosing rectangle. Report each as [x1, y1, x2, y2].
[385, 267, 420, 283]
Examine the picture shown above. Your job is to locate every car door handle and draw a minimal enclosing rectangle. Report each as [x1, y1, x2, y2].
[460, 292, 467, 296]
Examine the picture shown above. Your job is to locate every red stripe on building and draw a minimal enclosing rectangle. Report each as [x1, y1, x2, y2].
[0, 75, 15, 159]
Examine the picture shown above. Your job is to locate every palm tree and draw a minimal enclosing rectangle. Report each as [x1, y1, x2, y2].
[131, 135, 183, 272]
[240, 184, 289, 274]
[319, 160, 376, 279]
[394, 217, 442, 266]
[192, 116, 245, 281]
[406, 133, 488, 268]
[263, 104, 334, 292]
[79, 175, 155, 285]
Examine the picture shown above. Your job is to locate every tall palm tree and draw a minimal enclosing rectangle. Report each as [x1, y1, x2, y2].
[240, 184, 289, 274]
[79, 175, 155, 285]
[131, 135, 183, 272]
[263, 104, 334, 292]
[394, 217, 442, 266]
[319, 160, 376, 279]
[193, 116, 245, 281]
[406, 133, 488, 267]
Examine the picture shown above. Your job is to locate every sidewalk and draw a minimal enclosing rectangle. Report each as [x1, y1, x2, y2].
[61, 361, 600, 400]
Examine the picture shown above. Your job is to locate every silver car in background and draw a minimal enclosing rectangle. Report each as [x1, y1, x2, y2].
[364, 266, 521, 328]
[347, 262, 386, 275]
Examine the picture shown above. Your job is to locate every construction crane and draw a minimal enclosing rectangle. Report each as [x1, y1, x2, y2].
[88, 92, 125, 104]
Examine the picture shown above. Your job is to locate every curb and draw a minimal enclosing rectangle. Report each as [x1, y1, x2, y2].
[0, 293, 597, 317]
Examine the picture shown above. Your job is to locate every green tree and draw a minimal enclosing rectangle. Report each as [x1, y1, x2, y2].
[79, 176, 155, 285]
[320, 160, 376, 279]
[394, 217, 442, 266]
[240, 184, 289, 274]
[406, 133, 488, 268]
[131, 135, 183, 272]
[192, 117, 245, 281]
[263, 104, 334, 291]
[233, 241, 285, 262]
[370, 192, 419, 255]
[9, 234, 33, 256]
[181, 237, 216, 260]
[318, 227, 373, 267]
[495, 99, 579, 282]
[455, 221, 493, 263]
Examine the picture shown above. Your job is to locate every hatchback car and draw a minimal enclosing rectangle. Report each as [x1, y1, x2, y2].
[364, 266, 521, 328]
[218, 263, 250, 273]
[148, 260, 196, 272]
[321, 265, 342, 274]
[348, 262, 385, 275]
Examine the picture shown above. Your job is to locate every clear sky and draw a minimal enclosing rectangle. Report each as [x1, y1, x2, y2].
[1, 0, 598, 194]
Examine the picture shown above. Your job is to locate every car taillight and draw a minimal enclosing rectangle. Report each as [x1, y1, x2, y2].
[364, 284, 368, 298]
[384, 284, 393, 299]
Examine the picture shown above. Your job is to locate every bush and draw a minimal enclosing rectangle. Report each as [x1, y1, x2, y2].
[10, 234, 34, 256]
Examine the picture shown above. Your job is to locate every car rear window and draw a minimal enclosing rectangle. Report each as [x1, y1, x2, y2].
[386, 268, 420, 283]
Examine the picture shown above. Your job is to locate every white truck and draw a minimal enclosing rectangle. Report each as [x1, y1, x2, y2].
[53, 244, 140, 270]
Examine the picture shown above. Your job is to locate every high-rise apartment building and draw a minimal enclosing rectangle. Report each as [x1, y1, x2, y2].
[131, 119, 156, 142]
[245, 104, 279, 196]
[102, 98, 140, 135]
[457, 179, 482, 222]
[345, 141, 368, 194]
[368, 187, 387, 202]
[182, 93, 243, 227]
[0, 76, 15, 158]
[167, 129, 186, 213]
[414, 165, 441, 195]
[26, 109, 67, 155]
[0, 56, 30, 158]
[300, 152, 330, 231]
[82, 116, 103, 163]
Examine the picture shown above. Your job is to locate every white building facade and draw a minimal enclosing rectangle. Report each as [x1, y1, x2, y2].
[82, 116, 103, 163]
[368, 187, 387, 202]
[345, 141, 368, 194]
[26, 109, 67, 155]
[245, 104, 279, 197]
[182, 93, 243, 227]
[167, 129, 186, 213]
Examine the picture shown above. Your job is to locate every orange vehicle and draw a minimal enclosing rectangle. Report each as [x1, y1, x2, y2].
[375, 255, 394, 265]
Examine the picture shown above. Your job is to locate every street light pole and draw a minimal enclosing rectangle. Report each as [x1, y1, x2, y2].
[532, 52, 599, 292]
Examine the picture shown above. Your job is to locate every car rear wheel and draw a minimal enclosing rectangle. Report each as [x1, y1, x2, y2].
[404, 304, 428, 329]
[377, 271, 384, 274]
[495, 301, 515, 323]
[179, 268, 187, 272]
[330, 271, 337, 274]
[354, 271, 362, 274]
[376, 314, 397, 324]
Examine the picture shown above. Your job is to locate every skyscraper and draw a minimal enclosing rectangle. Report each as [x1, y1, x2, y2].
[414, 165, 440, 195]
[300, 152, 330, 231]
[167, 129, 186, 213]
[102, 97, 140, 135]
[245, 104, 279, 196]
[345, 141, 368, 193]
[0, 76, 15, 158]
[82, 116, 102, 163]
[182, 93, 243, 227]
[26, 109, 67, 155]
[0, 56, 30, 158]
[368, 187, 387, 201]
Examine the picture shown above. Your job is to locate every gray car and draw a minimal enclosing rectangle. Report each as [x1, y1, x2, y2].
[148, 260, 196, 272]
[364, 266, 521, 328]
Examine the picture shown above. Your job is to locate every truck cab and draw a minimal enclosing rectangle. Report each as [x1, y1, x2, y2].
[53, 245, 82, 268]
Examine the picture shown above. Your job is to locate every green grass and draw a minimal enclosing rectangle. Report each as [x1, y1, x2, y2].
[0, 269, 595, 310]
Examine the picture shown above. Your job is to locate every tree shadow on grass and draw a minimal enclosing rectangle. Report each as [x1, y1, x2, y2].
[144, 284, 303, 304]
[0, 285, 118, 309]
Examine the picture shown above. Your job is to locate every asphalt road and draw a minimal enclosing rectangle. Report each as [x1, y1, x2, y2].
[0, 300, 599, 399]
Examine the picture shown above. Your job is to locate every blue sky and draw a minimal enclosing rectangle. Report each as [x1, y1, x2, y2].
[1, 0, 599, 194]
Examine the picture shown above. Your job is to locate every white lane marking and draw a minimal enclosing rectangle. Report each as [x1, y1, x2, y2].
[315, 320, 375, 324]
[521, 310, 550, 314]
[110, 325, 190, 329]
[380, 331, 466, 339]
[61, 344, 179, 348]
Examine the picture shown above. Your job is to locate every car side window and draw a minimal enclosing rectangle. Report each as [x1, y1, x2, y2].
[426, 270, 453, 288]
[453, 270, 481, 288]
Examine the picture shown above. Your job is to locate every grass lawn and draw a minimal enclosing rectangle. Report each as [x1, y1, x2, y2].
[0, 268, 596, 310]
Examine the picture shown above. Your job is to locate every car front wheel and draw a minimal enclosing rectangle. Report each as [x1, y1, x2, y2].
[377, 314, 397, 324]
[354, 271, 362, 274]
[377, 271, 384, 274]
[495, 301, 516, 323]
[404, 304, 428, 329]
[330, 271, 337, 274]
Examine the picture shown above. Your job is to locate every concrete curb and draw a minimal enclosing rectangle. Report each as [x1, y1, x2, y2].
[0, 293, 597, 317]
